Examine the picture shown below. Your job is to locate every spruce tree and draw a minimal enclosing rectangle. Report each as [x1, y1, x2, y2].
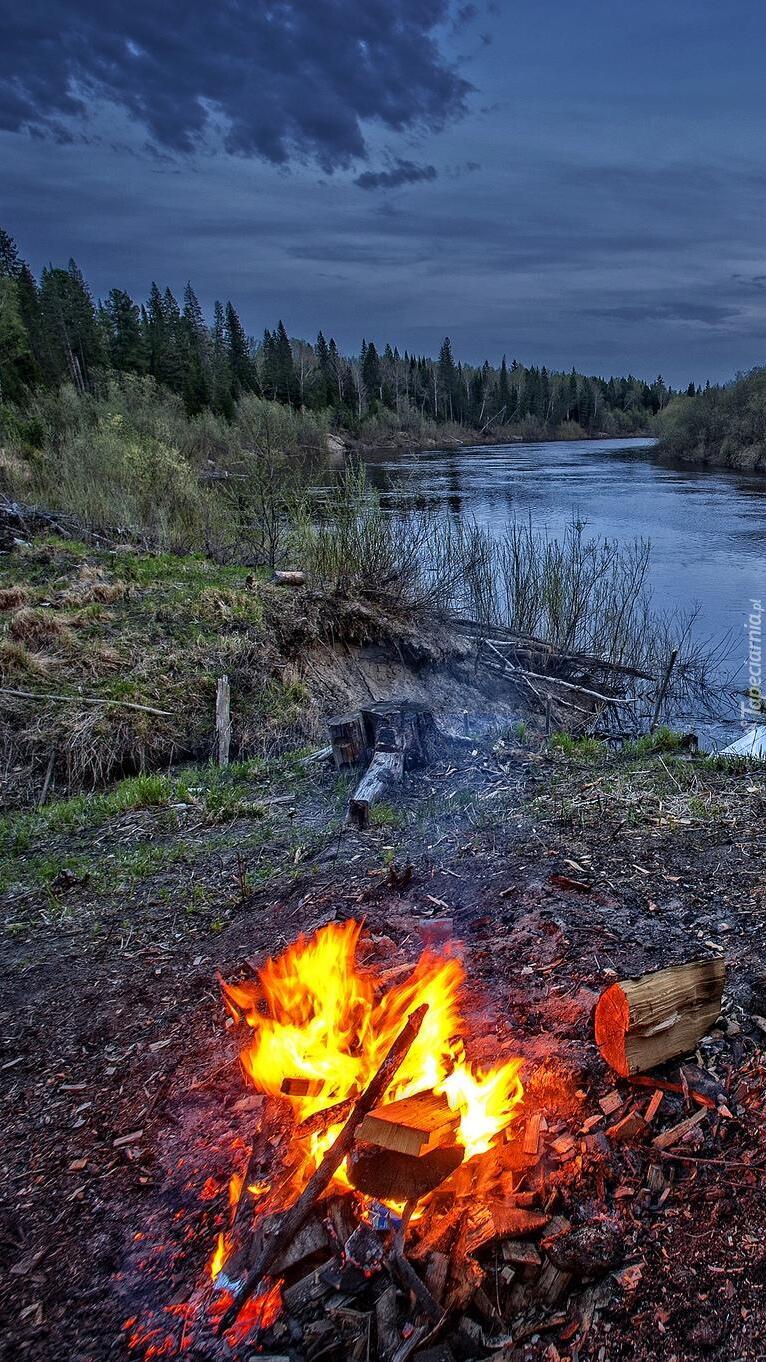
[102, 288, 147, 374]
[0, 228, 22, 279]
[273, 320, 296, 404]
[361, 339, 381, 403]
[225, 300, 254, 396]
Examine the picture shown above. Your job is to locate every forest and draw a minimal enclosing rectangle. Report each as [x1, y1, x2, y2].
[0, 226, 673, 441]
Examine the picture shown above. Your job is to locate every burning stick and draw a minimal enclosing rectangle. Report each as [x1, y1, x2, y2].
[217, 1002, 429, 1335]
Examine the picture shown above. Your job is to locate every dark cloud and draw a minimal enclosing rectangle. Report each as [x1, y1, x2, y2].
[354, 158, 438, 191]
[0, 0, 470, 171]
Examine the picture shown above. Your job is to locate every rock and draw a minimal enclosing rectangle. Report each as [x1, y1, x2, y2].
[544, 1223, 624, 1276]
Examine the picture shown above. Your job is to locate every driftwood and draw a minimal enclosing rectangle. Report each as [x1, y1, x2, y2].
[595, 958, 726, 1077]
[218, 1003, 429, 1334]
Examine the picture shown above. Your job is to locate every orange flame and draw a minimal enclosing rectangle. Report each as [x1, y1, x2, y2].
[221, 920, 523, 1176]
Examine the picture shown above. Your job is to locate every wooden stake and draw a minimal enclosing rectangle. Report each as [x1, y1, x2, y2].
[215, 675, 231, 768]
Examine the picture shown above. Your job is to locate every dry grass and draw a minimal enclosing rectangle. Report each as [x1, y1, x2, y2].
[7, 607, 75, 648]
[0, 585, 31, 612]
[0, 639, 55, 681]
[59, 566, 126, 607]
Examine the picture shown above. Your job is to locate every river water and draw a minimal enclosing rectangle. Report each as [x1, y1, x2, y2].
[362, 436, 766, 740]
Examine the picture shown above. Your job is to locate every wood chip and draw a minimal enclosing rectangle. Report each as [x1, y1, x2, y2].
[606, 1111, 647, 1143]
[113, 1129, 144, 1148]
[652, 1107, 707, 1150]
[599, 1090, 623, 1116]
[644, 1090, 665, 1123]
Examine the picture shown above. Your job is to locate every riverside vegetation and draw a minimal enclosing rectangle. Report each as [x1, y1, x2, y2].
[657, 365, 766, 471]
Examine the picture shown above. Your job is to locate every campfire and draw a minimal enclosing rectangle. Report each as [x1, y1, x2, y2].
[124, 921, 737, 1362]
[207, 920, 526, 1348]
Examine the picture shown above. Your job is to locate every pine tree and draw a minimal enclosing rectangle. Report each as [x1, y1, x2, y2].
[437, 337, 458, 420]
[361, 339, 381, 403]
[181, 283, 211, 413]
[273, 320, 296, 404]
[211, 300, 234, 418]
[497, 355, 511, 419]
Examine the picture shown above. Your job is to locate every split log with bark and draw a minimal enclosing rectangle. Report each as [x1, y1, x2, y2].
[595, 958, 726, 1077]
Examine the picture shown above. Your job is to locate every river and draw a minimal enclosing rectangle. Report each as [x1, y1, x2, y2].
[362, 436, 766, 741]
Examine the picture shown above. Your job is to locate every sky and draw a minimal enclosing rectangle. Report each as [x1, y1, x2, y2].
[2, 0, 766, 386]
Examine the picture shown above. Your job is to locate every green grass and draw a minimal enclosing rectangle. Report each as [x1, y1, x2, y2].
[549, 732, 606, 761]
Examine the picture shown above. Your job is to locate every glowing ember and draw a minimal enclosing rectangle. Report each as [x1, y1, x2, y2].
[221, 919, 524, 1180]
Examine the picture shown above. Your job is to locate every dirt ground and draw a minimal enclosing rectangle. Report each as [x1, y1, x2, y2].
[2, 736, 766, 1362]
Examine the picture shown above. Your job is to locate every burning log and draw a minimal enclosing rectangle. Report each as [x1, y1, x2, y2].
[347, 1142, 464, 1202]
[594, 957, 726, 1077]
[218, 1002, 429, 1334]
[357, 1091, 460, 1158]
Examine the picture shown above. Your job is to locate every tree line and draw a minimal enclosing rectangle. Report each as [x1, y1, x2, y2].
[0, 227, 675, 436]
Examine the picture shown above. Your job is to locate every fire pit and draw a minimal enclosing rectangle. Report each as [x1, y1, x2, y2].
[210, 920, 526, 1345]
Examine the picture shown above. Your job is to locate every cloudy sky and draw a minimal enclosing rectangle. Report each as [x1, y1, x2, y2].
[3, 0, 766, 385]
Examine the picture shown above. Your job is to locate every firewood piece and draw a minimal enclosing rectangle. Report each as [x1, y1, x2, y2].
[464, 1205, 550, 1256]
[424, 1251, 449, 1304]
[280, 1076, 325, 1098]
[218, 1003, 429, 1334]
[606, 1111, 647, 1144]
[328, 712, 369, 768]
[535, 1262, 572, 1306]
[357, 1091, 459, 1158]
[595, 957, 725, 1077]
[347, 1142, 464, 1202]
[644, 1090, 664, 1123]
[281, 1266, 332, 1319]
[627, 1072, 720, 1111]
[652, 1107, 708, 1150]
[271, 1213, 330, 1273]
[375, 1284, 400, 1362]
[390, 1201, 443, 1325]
[349, 750, 405, 828]
[598, 1091, 623, 1117]
[523, 1111, 546, 1156]
[502, 1240, 542, 1268]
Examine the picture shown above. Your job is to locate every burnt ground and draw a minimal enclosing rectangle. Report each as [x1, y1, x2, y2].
[2, 734, 766, 1362]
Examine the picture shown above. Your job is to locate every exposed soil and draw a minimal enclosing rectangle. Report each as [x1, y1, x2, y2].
[2, 736, 766, 1362]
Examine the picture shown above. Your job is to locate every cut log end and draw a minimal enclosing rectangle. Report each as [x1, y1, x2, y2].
[595, 958, 726, 1077]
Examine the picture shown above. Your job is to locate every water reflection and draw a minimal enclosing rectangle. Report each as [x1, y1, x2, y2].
[361, 437, 766, 708]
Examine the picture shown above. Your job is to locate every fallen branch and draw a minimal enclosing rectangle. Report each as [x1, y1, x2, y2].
[218, 1002, 429, 1334]
[0, 686, 171, 717]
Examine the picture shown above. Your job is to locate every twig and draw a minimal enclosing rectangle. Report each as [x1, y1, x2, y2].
[0, 686, 171, 716]
[218, 1003, 429, 1334]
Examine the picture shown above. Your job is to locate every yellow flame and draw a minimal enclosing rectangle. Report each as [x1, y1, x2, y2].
[220, 920, 524, 1188]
